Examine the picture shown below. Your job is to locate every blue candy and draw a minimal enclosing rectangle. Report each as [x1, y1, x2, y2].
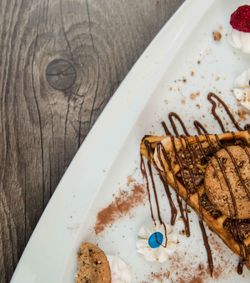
[148, 232, 164, 249]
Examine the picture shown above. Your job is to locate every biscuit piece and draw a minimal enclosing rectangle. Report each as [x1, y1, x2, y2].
[205, 145, 250, 219]
[76, 242, 111, 283]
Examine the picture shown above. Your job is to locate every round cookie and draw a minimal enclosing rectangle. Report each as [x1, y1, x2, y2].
[204, 145, 250, 219]
[76, 242, 111, 283]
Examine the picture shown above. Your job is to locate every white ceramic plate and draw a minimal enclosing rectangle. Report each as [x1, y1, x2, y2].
[11, 0, 250, 282]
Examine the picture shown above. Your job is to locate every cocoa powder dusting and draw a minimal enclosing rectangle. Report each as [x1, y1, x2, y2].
[149, 271, 170, 282]
[166, 252, 221, 283]
[94, 183, 145, 234]
[209, 235, 235, 278]
[176, 263, 205, 283]
[168, 235, 234, 282]
[127, 175, 135, 185]
[189, 276, 203, 283]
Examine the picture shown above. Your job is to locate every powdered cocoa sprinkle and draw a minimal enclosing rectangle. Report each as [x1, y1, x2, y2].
[127, 175, 135, 185]
[149, 271, 170, 282]
[189, 276, 203, 283]
[94, 184, 145, 234]
[166, 253, 213, 283]
[176, 265, 205, 283]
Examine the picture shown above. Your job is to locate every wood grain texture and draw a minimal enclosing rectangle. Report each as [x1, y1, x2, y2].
[0, 0, 184, 281]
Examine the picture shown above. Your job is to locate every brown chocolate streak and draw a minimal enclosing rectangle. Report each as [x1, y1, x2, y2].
[237, 258, 246, 275]
[170, 136, 191, 236]
[157, 132, 178, 225]
[213, 135, 249, 269]
[168, 116, 193, 237]
[200, 131, 246, 273]
[194, 133, 224, 276]
[182, 135, 200, 191]
[208, 93, 243, 132]
[182, 135, 214, 275]
[161, 121, 190, 234]
[161, 121, 171, 135]
[199, 219, 214, 276]
[140, 155, 156, 225]
[169, 112, 190, 136]
[162, 119, 212, 272]
[144, 141, 168, 247]
[205, 134, 239, 217]
[145, 142, 164, 225]
[194, 120, 208, 135]
[193, 133, 229, 275]
[221, 141, 250, 200]
[159, 174, 177, 226]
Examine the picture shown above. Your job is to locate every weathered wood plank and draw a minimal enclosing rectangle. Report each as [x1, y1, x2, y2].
[0, 0, 184, 281]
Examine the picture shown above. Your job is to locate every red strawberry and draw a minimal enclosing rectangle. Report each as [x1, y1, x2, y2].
[230, 5, 250, 33]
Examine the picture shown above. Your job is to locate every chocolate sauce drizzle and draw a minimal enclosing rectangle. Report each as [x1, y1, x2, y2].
[208, 92, 243, 132]
[140, 92, 249, 275]
[194, 120, 208, 135]
[140, 156, 156, 224]
[159, 170, 177, 225]
[141, 140, 168, 248]
[161, 121, 190, 235]
[216, 136, 250, 201]
[237, 258, 246, 275]
[168, 112, 189, 136]
[212, 134, 249, 268]
[168, 113, 214, 274]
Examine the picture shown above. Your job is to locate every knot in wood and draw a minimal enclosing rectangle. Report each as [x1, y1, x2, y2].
[46, 59, 76, 91]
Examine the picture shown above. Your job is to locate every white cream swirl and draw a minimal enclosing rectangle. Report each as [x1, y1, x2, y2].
[229, 28, 250, 54]
[233, 68, 250, 111]
[136, 221, 177, 263]
[107, 255, 132, 283]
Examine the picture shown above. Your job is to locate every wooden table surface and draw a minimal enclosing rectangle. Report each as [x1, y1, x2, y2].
[0, 0, 184, 281]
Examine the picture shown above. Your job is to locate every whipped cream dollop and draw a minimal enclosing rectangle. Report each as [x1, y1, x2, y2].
[107, 255, 132, 283]
[229, 5, 250, 54]
[136, 221, 177, 263]
[233, 69, 250, 111]
[229, 29, 250, 54]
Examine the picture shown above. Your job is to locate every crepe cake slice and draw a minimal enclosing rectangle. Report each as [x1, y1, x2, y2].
[140, 130, 250, 270]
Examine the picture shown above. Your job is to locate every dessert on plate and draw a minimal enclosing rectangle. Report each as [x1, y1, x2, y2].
[76, 4, 250, 281]
[140, 129, 250, 274]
